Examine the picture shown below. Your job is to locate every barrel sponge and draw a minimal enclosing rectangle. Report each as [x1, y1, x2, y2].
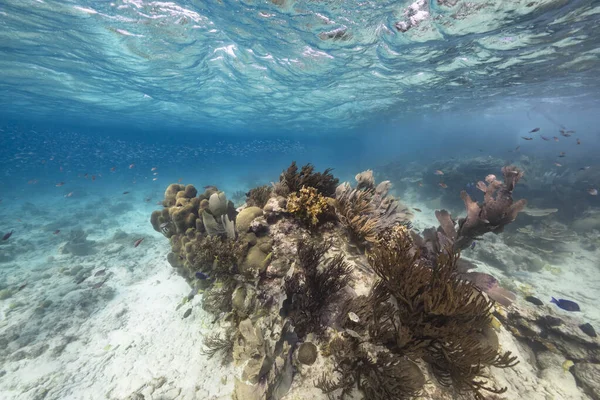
[236, 207, 263, 234]
[164, 183, 185, 206]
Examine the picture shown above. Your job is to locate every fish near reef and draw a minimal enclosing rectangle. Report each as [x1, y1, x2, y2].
[530, 127, 540, 133]
[525, 296, 544, 306]
[134, 238, 144, 247]
[551, 297, 580, 312]
[2, 230, 14, 241]
[195, 271, 210, 280]
[183, 308, 192, 319]
[579, 323, 597, 338]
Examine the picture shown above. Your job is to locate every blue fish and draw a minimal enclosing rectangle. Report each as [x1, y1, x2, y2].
[470, 241, 476, 250]
[551, 297, 580, 312]
[195, 271, 210, 280]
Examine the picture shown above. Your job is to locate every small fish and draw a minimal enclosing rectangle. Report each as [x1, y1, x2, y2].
[470, 241, 476, 250]
[53, 230, 60, 235]
[18, 283, 27, 291]
[134, 238, 144, 247]
[413, 208, 422, 212]
[529, 127, 540, 133]
[551, 297, 580, 312]
[195, 271, 210, 280]
[438, 182, 447, 189]
[153, 172, 158, 176]
[123, 191, 130, 195]
[204, 185, 218, 190]
[92, 278, 108, 289]
[348, 312, 360, 322]
[434, 170, 444, 175]
[588, 188, 598, 196]
[2, 230, 14, 241]
[521, 136, 533, 140]
[152, 178, 158, 181]
[94, 269, 106, 277]
[576, 138, 581, 145]
[92, 175, 96, 181]
[562, 360, 574, 372]
[76, 275, 89, 285]
[110, 166, 116, 172]
[55, 182, 65, 187]
[560, 131, 572, 137]
[525, 296, 543, 306]
[84, 173, 88, 179]
[579, 166, 590, 171]
[144, 197, 152, 202]
[177, 178, 183, 183]
[554, 162, 562, 167]
[129, 163, 135, 169]
[514, 146, 520, 152]
[151, 167, 158, 171]
[417, 181, 423, 187]
[553, 136, 559, 142]
[183, 308, 192, 319]
[558, 152, 566, 157]
[65, 192, 73, 197]
[579, 323, 597, 338]
[540, 135, 550, 141]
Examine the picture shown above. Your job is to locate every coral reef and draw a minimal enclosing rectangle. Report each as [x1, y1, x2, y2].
[151, 164, 532, 400]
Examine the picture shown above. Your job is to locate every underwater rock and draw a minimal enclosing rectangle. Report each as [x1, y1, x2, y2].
[241, 246, 270, 276]
[236, 207, 263, 234]
[572, 362, 600, 400]
[60, 229, 97, 256]
[496, 302, 600, 363]
[297, 342, 317, 365]
[234, 319, 266, 385]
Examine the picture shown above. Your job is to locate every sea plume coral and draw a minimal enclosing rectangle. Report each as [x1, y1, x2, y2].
[283, 240, 352, 338]
[274, 161, 339, 197]
[347, 227, 519, 399]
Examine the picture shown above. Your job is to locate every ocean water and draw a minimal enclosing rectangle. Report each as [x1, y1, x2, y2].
[1, 1, 600, 399]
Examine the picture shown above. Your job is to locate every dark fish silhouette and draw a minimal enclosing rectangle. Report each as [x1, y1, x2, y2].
[123, 191, 130, 195]
[470, 241, 476, 250]
[134, 238, 144, 247]
[53, 230, 60, 235]
[183, 308, 192, 319]
[94, 269, 106, 277]
[195, 271, 210, 280]
[540, 135, 550, 141]
[2, 230, 14, 241]
[529, 127, 540, 133]
[521, 136, 533, 140]
[525, 296, 543, 306]
[579, 323, 597, 338]
[551, 297, 580, 312]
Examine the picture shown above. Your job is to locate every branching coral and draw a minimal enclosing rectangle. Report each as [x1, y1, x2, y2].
[274, 161, 339, 197]
[286, 186, 332, 228]
[283, 240, 352, 337]
[246, 185, 272, 208]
